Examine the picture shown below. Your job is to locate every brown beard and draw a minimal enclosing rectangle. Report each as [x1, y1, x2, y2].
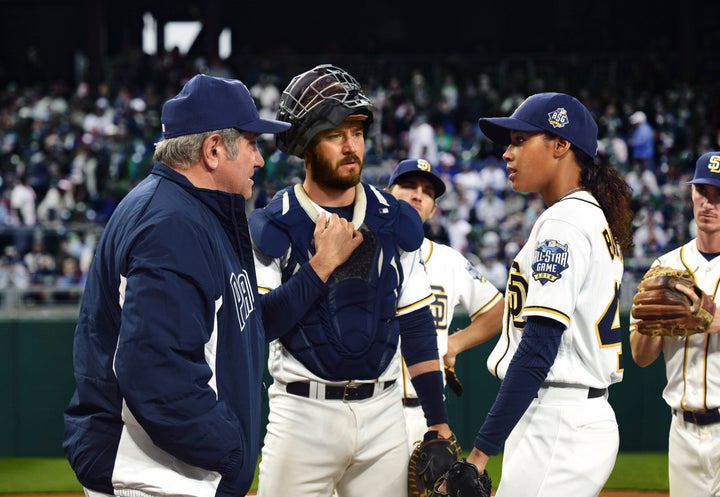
[306, 147, 362, 190]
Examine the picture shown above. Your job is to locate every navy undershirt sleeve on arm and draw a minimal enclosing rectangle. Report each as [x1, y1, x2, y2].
[259, 262, 327, 341]
[473, 316, 565, 455]
[399, 306, 448, 425]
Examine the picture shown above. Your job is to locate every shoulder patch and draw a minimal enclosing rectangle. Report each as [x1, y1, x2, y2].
[531, 239, 569, 285]
[248, 208, 290, 258]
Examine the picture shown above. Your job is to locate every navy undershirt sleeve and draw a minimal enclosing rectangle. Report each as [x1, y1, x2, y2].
[399, 306, 448, 425]
[473, 316, 565, 455]
[259, 262, 327, 342]
[398, 306, 439, 366]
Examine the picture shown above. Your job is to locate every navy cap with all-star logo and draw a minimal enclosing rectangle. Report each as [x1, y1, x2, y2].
[478, 92, 598, 159]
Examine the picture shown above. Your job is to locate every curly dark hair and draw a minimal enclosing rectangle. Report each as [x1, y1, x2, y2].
[574, 146, 635, 252]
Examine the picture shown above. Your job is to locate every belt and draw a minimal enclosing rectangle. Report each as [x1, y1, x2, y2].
[403, 397, 421, 407]
[673, 408, 720, 426]
[586, 387, 607, 398]
[535, 385, 606, 398]
[285, 379, 396, 401]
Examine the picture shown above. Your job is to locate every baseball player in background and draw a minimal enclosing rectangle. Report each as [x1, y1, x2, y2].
[386, 158, 504, 452]
[62, 75, 290, 497]
[630, 151, 720, 497]
[249, 64, 453, 497]
[445, 92, 635, 497]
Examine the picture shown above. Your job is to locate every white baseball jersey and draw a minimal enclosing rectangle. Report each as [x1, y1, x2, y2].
[402, 238, 502, 447]
[401, 238, 502, 393]
[636, 240, 720, 411]
[632, 240, 720, 497]
[487, 190, 624, 388]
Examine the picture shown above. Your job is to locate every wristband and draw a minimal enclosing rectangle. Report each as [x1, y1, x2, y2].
[410, 370, 448, 426]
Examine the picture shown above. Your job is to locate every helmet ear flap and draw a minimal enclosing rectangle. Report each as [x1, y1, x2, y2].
[276, 108, 321, 156]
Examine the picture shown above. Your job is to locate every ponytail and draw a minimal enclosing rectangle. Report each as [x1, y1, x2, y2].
[577, 151, 634, 252]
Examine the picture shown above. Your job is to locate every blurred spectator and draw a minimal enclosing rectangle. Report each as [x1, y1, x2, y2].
[56, 255, 86, 288]
[407, 114, 438, 165]
[632, 208, 670, 263]
[454, 161, 482, 205]
[628, 110, 656, 170]
[446, 209, 473, 253]
[474, 188, 506, 229]
[37, 178, 75, 225]
[475, 247, 508, 292]
[24, 238, 57, 283]
[0, 246, 30, 291]
[0, 193, 13, 227]
[477, 157, 508, 192]
[625, 162, 661, 199]
[410, 68, 431, 110]
[10, 174, 36, 226]
[69, 144, 99, 200]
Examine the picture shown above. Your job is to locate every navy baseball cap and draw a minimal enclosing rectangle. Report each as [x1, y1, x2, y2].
[688, 151, 720, 187]
[478, 92, 598, 158]
[387, 159, 446, 198]
[161, 74, 290, 139]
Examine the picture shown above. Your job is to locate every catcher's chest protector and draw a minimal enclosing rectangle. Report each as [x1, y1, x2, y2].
[254, 184, 411, 380]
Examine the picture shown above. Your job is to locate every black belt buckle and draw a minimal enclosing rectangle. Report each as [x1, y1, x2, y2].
[342, 381, 364, 401]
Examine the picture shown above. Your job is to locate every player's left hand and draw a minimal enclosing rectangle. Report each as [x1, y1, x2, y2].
[674, 281, 720, 334]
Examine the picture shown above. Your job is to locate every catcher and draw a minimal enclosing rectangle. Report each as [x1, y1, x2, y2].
[629, 151, 720, 497]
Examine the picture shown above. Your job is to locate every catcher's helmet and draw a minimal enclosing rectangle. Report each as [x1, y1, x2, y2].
[276, 64, 374, 157]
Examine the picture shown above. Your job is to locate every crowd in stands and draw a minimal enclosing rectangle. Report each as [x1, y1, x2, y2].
[1, 50, 719, 310]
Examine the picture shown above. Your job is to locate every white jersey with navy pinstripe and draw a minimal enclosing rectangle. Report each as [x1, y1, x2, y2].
[487, 190, 624, 388]
[401, 238, 503, 399]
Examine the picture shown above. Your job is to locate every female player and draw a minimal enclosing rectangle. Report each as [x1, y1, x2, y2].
[454, 92, 634, 497]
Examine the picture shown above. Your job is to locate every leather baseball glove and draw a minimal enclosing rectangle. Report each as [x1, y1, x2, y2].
[433, 459, 492, 497]
[408, 431, 461, 497]
[631, 265, 716, 338]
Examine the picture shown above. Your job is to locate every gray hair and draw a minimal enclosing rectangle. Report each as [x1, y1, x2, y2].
[153, 129, 242, 170]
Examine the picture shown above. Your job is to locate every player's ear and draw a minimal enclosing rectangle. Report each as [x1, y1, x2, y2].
[553, 137, 571, 158]
[202, 134, 222, 170]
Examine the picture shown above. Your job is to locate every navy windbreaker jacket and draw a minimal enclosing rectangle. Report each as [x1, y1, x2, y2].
[63, 163, 265, 497]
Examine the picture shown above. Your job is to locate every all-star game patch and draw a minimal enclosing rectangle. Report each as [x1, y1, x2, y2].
[547, 107, 569, 129]
[531, 239, 569, 285]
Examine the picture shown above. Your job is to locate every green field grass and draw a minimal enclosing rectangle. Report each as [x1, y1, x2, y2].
[0, 452, 668, 494]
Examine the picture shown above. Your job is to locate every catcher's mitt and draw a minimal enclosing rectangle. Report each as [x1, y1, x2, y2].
[444, 366, 463, 396]
[433, 459, 492, 497]
[408, 431, 461, 497]
[631, 265, 716, 338]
